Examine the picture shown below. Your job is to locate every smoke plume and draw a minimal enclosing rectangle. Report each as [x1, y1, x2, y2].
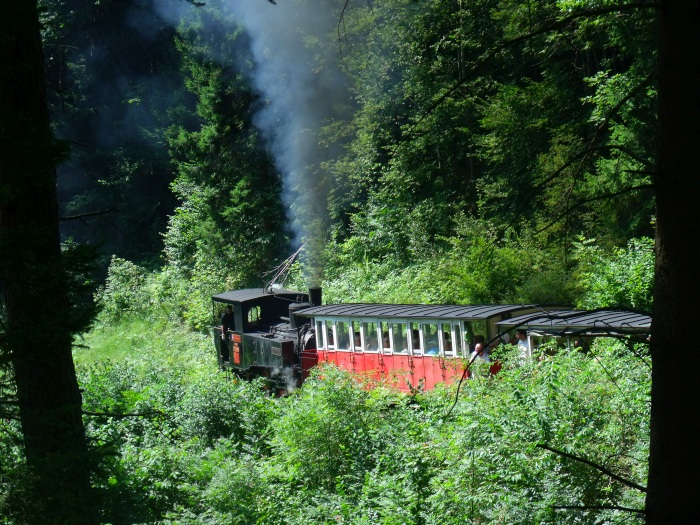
[227, 0, 351, 285]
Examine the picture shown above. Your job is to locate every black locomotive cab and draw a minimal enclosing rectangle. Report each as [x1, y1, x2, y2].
[212, 288, 313, 390]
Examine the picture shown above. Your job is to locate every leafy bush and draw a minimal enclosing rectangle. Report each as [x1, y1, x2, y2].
[324, 215, 575, 306]
[574, 237, 654, 310]
[73, 325, 649, 525]
[94, 255, 237, 330]
[95, 256, 153, 321]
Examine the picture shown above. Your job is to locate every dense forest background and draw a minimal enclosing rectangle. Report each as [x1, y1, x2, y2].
[42, 0, 656, 321]
[1, 0, 662, 523]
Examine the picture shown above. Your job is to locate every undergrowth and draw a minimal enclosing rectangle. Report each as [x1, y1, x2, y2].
[68, 321, 650, 525]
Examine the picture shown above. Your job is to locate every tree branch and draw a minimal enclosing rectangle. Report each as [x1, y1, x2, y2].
[537, 443, 647, 493]
[397, 1, 659, 147]
[532, 183, 655, 236]
[82, 409, 167, 419]
[445, 346, 493, 418]
[59, 206, 129, 238]
[552, 504, 645, 514]
[59, 207, 117, 222]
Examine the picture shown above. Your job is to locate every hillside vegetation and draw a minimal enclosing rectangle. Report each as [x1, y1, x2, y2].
[41, 0, 655, 321]
[66, 322, 649, 524]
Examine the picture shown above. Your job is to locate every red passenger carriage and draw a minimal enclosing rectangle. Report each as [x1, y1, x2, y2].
[303, 302, 545, 391]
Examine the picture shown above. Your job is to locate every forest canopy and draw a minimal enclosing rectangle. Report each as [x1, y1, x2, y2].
[38, 0, 657, 324]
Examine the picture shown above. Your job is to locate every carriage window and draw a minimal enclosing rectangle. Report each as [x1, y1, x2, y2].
[445, 322, 463, 357]
[461, 324, 474, 357]
[325, 320, 336, 350]
[351, 320, 363, 352]
[441, 323, 455, 357]
[463, 322, 474, 351]
[362, 321, 380, 352]
[316, 320, 325, 350]
[409, 322, 421, 355]
[422, 323, 441, 356]
[380, 321, 391, 352]
[335, 320, 351, 351]
[391, 322, 409, 353]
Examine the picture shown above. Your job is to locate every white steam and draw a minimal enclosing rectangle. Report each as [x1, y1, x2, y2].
[153, 0, 351, 283]
[229, 0, 350, 280]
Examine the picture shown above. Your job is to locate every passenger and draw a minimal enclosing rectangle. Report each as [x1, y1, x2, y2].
[220, 304, 235, 338]
[366, 334, 379, 352]
[220, 305, 235, 362]
[572, 338, 587, 351]
[425, 336, 439, 355]
[469, 335, 490, 362]
[516, 329, 530, 359]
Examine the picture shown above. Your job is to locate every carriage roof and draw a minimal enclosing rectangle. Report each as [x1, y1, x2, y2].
[496, 308, 651, 336]
[296, 303, 543, 321]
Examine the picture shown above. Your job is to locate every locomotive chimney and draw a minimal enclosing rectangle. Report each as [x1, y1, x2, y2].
[309, 286, 322, 306]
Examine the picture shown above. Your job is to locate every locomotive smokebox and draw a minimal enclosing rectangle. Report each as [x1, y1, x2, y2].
[309, 286, 322, 307]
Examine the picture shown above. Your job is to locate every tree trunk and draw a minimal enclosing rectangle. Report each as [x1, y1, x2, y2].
[0, 3, 95, 524]
[646, 0, 700, 523]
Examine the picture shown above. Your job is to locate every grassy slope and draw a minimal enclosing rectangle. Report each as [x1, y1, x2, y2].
[74, 317, 214, 378]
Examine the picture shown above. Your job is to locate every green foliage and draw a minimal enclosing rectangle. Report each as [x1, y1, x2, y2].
[94, 257, 151, 322]
[162, 3, 287, 293]
[325, 214, 576, 306]
[75, 321, 275, 523]
[94, 254, 235, 330]
[574, 237, 654, 310]
[70, 323, 649, 524]
[270, 367, 381, 492]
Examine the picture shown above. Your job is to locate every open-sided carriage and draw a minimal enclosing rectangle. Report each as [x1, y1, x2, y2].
[496, 308, 651, 355]
[301, 302, 550, 391]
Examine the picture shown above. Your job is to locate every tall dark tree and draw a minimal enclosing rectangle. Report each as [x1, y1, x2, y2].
[0, 3, 95, 523]
[646, 0, 700, 523]
[41, 0, 185, 264]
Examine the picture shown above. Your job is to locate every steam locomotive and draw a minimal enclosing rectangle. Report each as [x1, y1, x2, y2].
[212, 287, 651, 393]
[213, 287, 320, 392]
